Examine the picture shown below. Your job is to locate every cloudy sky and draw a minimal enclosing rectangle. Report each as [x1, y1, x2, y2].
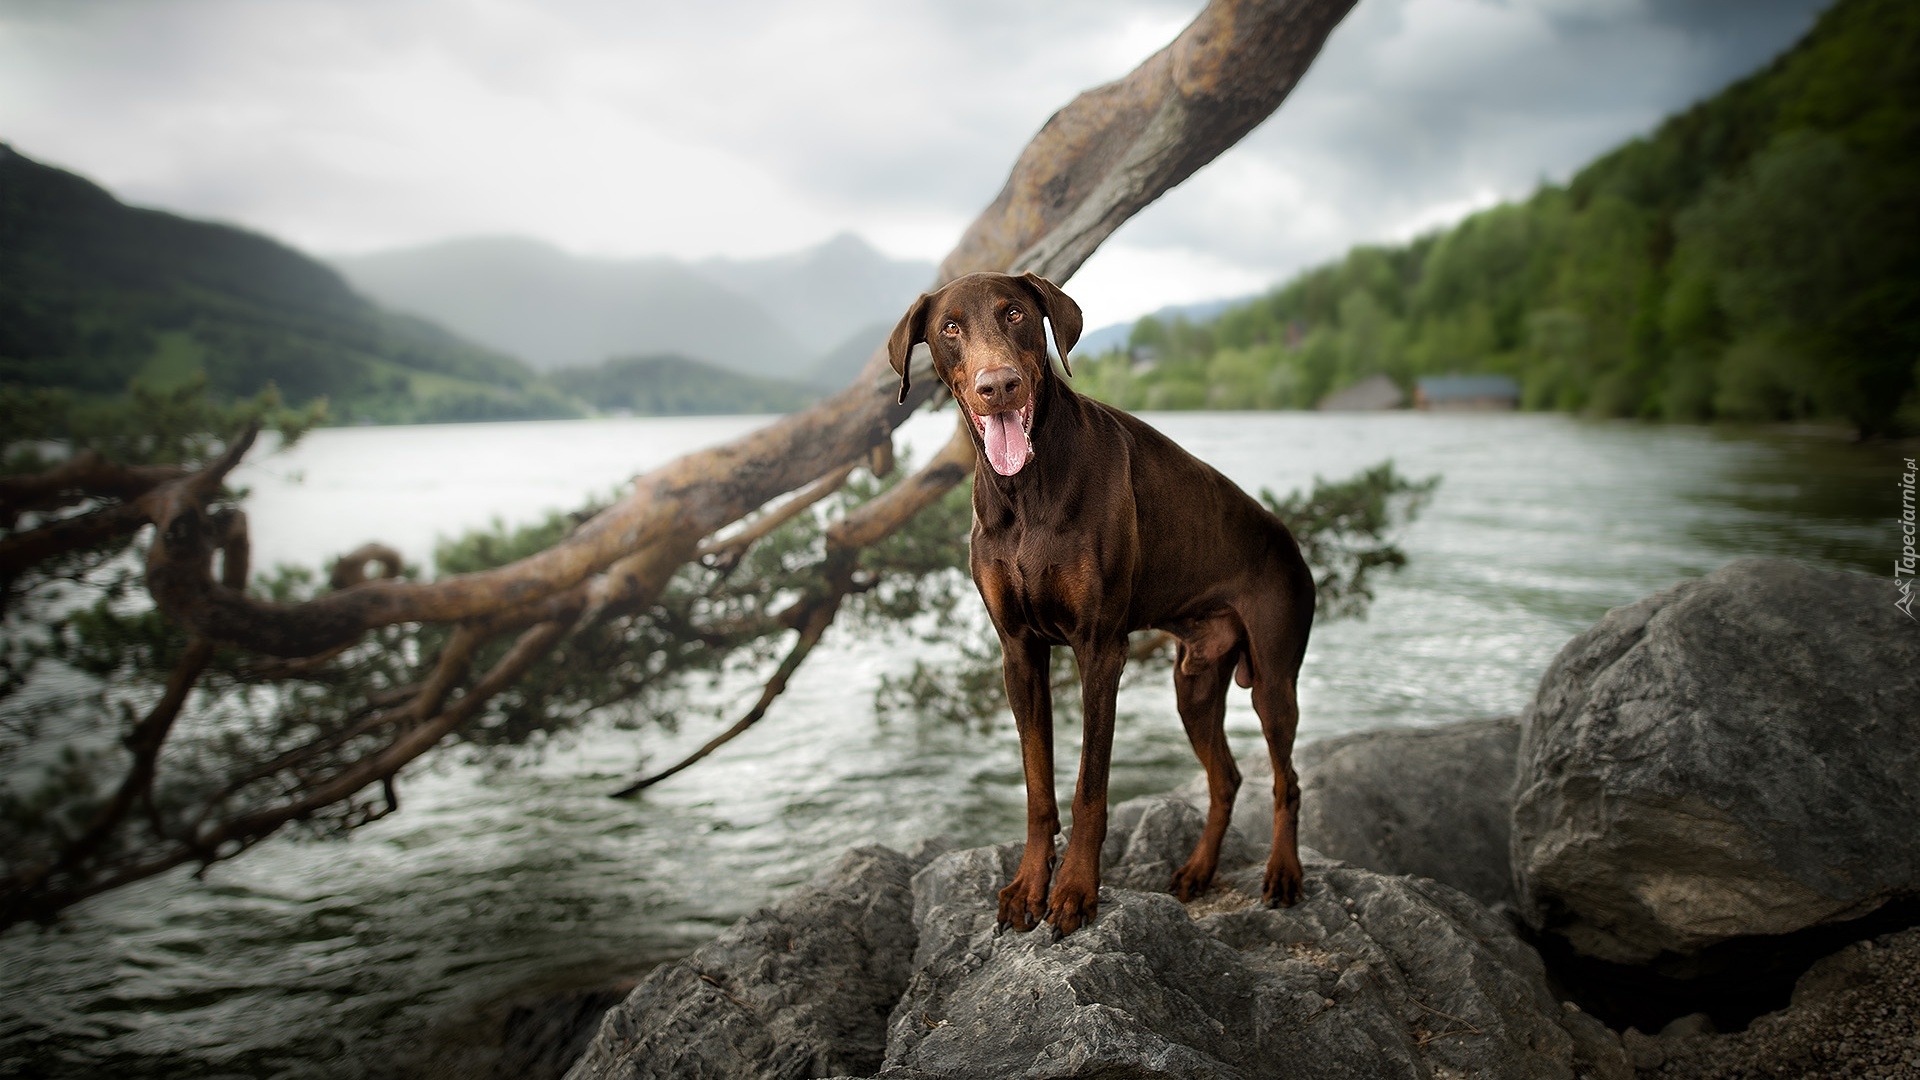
[0, 0, 1829, 327]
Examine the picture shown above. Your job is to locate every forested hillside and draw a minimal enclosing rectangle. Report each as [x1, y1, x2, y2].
[1081, 0, 1919, 435]
[0, 146, 576, 424]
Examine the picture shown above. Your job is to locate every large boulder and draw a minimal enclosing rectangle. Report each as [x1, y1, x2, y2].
[1164, 718, 1520, 912]
[1293, 718, 1520, 910]
[566, 845, 928, 1080]
[566, 796, 1628, 1080]
[1511, 557, 1920, 965]
[879, 798, 1627, 1079]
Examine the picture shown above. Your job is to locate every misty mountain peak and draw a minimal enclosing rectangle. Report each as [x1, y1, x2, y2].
[331, 232, 934, 375]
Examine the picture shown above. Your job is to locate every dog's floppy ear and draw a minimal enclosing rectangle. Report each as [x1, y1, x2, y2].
[1019, 272, 1083, 377]
[887, 292, 933, 405]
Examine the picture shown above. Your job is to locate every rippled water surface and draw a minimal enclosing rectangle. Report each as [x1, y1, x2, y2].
[0, 411, 1896, 1078]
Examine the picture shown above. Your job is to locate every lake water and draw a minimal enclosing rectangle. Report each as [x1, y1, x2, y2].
[0, 410, 1897, 1079]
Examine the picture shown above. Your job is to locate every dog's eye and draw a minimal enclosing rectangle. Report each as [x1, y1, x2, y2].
[942, 320, 959, 337]
[1006, 307, 1024, 324]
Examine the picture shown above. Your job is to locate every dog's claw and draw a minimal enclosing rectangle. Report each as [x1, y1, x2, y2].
[1262, 859, 1305, 908]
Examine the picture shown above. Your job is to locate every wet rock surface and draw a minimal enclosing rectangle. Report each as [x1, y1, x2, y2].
[1512, 557, 1920, 965]
[878, 820, 1627, 1080]
[567, 793, 1628, 1080]
[566, 845, 931, 1080]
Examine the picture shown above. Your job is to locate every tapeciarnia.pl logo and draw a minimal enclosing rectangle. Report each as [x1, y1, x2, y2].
[1899, 456, 1917, 622]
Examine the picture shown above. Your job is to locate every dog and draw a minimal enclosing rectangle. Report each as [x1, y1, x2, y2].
[887, 271, 1315, 936]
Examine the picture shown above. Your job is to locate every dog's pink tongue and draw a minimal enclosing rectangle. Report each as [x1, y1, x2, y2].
[983, 411, 1030, 476]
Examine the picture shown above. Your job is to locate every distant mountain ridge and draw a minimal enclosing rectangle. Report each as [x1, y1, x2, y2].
[0, 144, 571, 423]
[331, 233, 934, 382]
[1076, 296, 1261, 357]
[550, 354, 818, 416]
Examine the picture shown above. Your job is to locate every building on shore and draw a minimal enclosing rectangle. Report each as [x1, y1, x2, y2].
[1414, 374, 1520, 411]
[1316, 374, 1405, 411]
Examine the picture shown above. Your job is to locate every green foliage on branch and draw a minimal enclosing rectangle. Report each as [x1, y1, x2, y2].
[0, 377, 323, 472]
[1261, 462, 1439, 621]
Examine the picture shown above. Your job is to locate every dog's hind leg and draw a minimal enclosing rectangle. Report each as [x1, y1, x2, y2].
[1245, 601, 1310, 908]
[1170, 638, 1240, 900]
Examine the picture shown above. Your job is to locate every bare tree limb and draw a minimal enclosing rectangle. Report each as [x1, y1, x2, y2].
[0, 450, 190, 526]
[613, 420, 978, 795]
[329, 543, 404, 590]
[1, 617, 566, 926]
[612, 584, 845, 797]
[0, 499, 153, 583]
[698, 463, 858, 575]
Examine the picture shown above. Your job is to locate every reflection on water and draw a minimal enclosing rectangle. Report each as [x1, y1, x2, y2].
[0, 411, 1894, 1078]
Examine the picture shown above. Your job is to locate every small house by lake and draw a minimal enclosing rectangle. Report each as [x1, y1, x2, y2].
[1317, 374, 1405, 411]
[1414, 375, 1520, 411]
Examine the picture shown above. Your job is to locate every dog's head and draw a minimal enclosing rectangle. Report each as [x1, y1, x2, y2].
[887, 272, 1083, 477]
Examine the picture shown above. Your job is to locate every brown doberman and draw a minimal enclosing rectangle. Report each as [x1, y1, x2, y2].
[888, 271, 1316, 936]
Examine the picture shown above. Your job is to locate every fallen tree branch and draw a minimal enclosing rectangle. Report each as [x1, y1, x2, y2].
[612, 579, 847, 797]
[699, 463, 858, 575]
[614, 421, 979, 795]
[0, 450, 190, 526]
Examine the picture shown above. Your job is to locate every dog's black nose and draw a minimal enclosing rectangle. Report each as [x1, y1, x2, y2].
[974, 365, 1022, 405]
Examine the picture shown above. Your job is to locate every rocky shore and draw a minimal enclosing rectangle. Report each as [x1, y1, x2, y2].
[544, 558, 1919, 1079]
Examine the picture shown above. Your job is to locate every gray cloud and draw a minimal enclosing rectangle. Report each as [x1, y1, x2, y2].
[0, 0, 1830, 321]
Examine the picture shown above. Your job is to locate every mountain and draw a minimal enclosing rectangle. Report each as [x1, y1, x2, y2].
[804, 320, 891, 389]
[549, 354, 817, 416]
[697, 232, 932, 356]
[1075, 0, 1920, 434]
[332, 233, 934, 384]
[0, 144, 570, 423]
[332, 237, 805, 380]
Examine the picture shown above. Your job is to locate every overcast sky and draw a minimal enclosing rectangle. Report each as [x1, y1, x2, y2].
[0, 0, 1830, 327]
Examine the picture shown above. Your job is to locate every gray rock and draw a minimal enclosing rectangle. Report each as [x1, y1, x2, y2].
[1510, 557, 1920, 965]
[565, 845, 926, 1080]
[1292, 718, 1520, 910]
[877, 801, 1629, 1080]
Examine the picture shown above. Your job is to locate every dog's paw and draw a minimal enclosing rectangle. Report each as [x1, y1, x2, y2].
[997, 876, 1049, 932]
[1169, 857, 1217, 901]
[1046, 875, 1099, 936]
[1262, 855, 1303, 908]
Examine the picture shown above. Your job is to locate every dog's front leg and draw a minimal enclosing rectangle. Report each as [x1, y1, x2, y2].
[1049, 638, 1127, 936]
[997, 633, 1058, 932]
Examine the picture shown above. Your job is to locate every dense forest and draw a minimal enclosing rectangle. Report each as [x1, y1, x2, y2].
[1079, 0, 1920, 436]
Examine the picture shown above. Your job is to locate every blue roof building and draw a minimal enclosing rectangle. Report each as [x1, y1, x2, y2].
[1414, 375, 1520, 411]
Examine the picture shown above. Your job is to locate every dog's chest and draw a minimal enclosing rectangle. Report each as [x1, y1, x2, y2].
[971, 518, 1114, 640]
